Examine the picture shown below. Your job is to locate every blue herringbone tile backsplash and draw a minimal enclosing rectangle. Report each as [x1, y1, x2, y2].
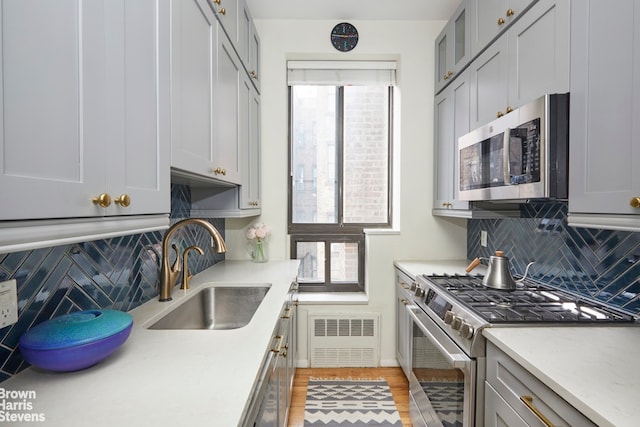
[0, 184, 223, 381]
[468, 202, 640, 315]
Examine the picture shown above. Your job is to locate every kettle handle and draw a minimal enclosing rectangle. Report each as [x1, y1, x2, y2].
[465, 258, 481, 272]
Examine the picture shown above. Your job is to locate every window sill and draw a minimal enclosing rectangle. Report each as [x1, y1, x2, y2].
[296, 292, 369, 305]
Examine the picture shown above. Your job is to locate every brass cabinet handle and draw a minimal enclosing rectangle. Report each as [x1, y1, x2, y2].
[498, 17, 506, 25]
[92, 193, 111, 208]
[443, 70, 454, 80]
[506, 8, 515, 17]
[250, 70, 258, 79]
[213, 0, 221, 4]
[213, 167, 227, 176]
[218, 7, 226, 15]
[442, 202, 453, 207]
[271, 335, 284, 353]
[520, 396, 556, 427]
[631, 197, 640, 208]
[281, 307, 291, 319]
[400, 298, 409, 306]
[114, 194, 131, 207]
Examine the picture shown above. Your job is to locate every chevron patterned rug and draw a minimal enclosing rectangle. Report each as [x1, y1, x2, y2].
[303, 378, 402, 426]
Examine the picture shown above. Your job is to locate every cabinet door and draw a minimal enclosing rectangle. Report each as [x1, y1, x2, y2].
[237, 0, 251, 66]
[435, 2, 470, 94]
[105, 0, 170, 216]
[240, 73, 261, 209]
[485, 383, 529, 427]
[248, 20, 261, 92]
[213, 0, 238, 49]
[469, 35, 508, 130]
[434, 70, 471, 211]
[395, 281, 411, 378]
[0, 0, 106, 220]
[170, 0, 218, 178]
[216, 32, 242, 184]
[569, 0, 640, 217]
[507, 0, 569, 109]
[470, 0, 536, 56]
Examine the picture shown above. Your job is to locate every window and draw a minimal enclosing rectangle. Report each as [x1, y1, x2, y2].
[288, 61, 395, 292]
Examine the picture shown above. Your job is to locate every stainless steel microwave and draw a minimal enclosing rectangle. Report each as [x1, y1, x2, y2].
[457, 94, 569, 202]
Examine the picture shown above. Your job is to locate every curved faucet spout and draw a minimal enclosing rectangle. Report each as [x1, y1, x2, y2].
[159, 219, 227, 301]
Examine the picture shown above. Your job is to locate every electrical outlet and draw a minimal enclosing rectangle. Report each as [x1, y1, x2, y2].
[0, 280, 18, 328]
[480, 230, 488, 247]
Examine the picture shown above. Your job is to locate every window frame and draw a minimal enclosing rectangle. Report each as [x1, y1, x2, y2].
[287, 84, 394, 292]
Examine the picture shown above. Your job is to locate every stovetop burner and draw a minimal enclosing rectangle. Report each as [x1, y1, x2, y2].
[423, 274, 635, 323]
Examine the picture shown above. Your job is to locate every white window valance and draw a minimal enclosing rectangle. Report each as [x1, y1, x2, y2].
[287, 60, 397, 86]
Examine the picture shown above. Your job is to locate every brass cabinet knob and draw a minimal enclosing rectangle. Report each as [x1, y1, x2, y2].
[250, 70, 258, 79]
[114, 194, 131, 207]
[218, 7, 226, 15]
[497, 111, 504, 118]
[442, 202, 453, 208]
[498, 17, 506, 25]
[92, 193, 111, 208]
[443, 70, 454, 80]
[212, 167, 227, 176]
[213, 0, 221, 4]
[506, 106, 513, 114]
[506, 8, 515, 17]
[631, 197, 640, 208]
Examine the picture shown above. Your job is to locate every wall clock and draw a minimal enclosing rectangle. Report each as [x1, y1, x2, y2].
[331, 22, 359, 52]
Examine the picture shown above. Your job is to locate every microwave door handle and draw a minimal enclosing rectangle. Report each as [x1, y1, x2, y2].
[504, 128, 511, 185]
[407, 306, 468, 368]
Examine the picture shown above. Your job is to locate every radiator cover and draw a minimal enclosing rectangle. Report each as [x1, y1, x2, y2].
[308, 313, 380, 367]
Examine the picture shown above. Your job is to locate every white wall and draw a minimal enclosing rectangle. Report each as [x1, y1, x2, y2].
[225, 19, 468, 366]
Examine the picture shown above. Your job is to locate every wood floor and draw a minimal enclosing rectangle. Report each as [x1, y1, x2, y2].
[287, 367, 412, 427]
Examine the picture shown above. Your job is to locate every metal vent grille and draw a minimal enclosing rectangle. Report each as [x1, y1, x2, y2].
[309, 313, 380, 367]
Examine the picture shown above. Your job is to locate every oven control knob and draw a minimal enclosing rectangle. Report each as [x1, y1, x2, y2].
[443, 311, 455, 325]
[459, 323, 475, 339]
[410, 282, 417, 292]
[415, 287, 425, 298]
[451, 316, 463, 330]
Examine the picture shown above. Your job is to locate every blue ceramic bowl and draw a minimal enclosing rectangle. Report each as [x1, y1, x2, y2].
[19, 309, 133, 372]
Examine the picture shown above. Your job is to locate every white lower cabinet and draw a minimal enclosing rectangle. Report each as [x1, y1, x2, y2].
[395, 268, 412, 379]
[485, 342, 597, 427]
[247, 284, 297, 427]
[568, 0, 640, 230]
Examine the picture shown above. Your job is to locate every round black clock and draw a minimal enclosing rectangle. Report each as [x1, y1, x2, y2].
[331, 22, 359, 52]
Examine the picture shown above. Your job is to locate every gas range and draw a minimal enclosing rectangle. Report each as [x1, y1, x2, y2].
[411, 273, 636, 357]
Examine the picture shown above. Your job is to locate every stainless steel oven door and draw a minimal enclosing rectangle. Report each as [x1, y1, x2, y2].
[407, 305, 475, 427]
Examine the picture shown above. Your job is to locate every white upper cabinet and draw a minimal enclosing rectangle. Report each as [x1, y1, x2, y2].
[0, 0, 169, 221]
[568, 0, 640, 230]
[469, 0, 537, 57]
[170, 0, 221, 181]
[434, 70, 471, 213]
[215, 31, 243, 185]
[435, 1, 471, 94]
[469, 0, 569, 129]
[211, 0, 238, 50]
[239, 73, 261, 210]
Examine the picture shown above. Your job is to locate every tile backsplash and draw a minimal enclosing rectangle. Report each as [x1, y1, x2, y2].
[468, 201, 640, 315]
[0, 184, 223, 381]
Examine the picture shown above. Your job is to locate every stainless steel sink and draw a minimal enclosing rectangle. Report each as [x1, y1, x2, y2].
[149, 285, 270, 330]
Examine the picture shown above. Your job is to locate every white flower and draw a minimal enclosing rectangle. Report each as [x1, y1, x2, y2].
[246, 223, 271, 241]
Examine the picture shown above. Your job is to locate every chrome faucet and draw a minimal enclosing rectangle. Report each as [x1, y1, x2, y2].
[159, 218, 227, 301]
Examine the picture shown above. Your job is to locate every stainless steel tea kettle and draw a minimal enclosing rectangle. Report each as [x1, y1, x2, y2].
[466, 250, 534, 291]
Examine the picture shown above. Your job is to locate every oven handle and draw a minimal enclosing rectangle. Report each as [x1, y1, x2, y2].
[406, 305, 469, 369]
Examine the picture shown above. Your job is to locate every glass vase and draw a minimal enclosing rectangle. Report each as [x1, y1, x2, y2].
[249, 239, 269, 263]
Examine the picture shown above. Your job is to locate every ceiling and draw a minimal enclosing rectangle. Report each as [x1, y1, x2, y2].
[244, 0, 462, 21]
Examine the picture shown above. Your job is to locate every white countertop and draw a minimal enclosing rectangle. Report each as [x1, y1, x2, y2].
[2, 260, 300, 427]
[484, 326, 640, 427]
